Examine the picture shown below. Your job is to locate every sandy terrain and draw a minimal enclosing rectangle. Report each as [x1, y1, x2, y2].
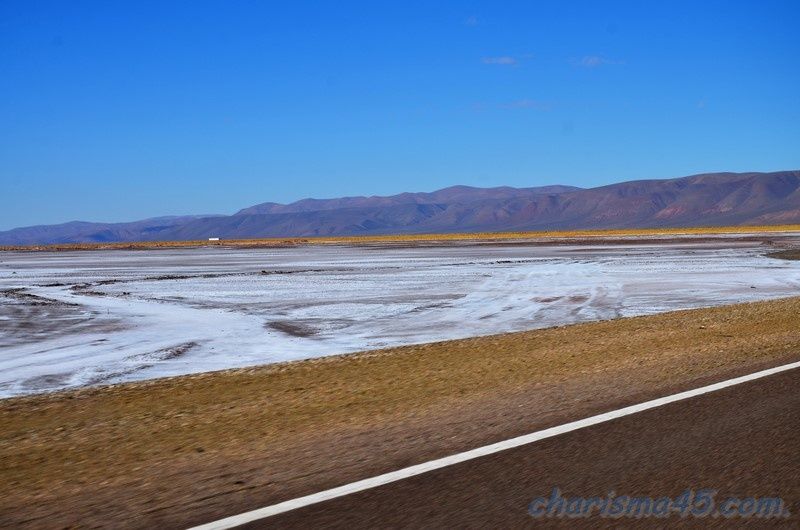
[2, 235, 800, 397]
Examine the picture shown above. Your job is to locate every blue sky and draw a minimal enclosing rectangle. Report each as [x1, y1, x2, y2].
[1, 1, 799, 230]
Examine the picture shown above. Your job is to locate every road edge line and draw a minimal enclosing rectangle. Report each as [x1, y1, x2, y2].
[189, 359, 800, 530]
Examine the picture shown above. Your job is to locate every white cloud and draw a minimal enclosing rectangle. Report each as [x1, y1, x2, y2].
[464, 15, 478, 27]
[573, 55, 623, 68]
[482, 56, 518, 66]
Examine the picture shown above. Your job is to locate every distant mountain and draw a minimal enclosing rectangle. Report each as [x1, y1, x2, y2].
[236, 185, 582, 215]
[0, 216, 220, 246]
[2, 171, 800, 245]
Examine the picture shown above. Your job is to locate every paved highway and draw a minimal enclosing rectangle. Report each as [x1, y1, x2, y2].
[233, 366, 800, 528]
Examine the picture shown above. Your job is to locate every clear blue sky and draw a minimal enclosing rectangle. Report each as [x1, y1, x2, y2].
[1, 0, 799, 230]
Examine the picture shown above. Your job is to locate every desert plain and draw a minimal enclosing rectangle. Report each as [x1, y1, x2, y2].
[1, 229, 800, 528]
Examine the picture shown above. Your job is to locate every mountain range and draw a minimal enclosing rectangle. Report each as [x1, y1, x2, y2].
[2, 170, 800, 245]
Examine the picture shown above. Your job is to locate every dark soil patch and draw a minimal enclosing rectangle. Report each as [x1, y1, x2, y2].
[266, 320, 317, 337]
[767, 249, 800, 261]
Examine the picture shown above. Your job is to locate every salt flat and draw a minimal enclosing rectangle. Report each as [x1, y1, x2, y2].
[1, 239, 799, 397]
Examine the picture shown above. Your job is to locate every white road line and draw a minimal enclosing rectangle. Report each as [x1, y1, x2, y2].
[189, 359, 800, 530]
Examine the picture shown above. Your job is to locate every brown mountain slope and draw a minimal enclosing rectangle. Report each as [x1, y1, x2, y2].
[1, 171, 799, 244]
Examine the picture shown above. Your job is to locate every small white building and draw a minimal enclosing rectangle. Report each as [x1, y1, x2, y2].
[208, 237, 220, 242]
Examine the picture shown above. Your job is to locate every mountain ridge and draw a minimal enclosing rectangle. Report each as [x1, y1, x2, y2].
[2, 171, 799, 245]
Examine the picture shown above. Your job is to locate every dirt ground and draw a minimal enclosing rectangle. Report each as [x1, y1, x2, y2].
[2, 296, 800, 528]
[769, 249, 800, 260]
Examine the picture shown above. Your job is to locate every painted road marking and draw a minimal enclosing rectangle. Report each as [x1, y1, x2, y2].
[189, 359, 800, 530]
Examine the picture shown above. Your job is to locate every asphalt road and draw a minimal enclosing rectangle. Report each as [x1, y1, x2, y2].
[247, 367, 800, 529]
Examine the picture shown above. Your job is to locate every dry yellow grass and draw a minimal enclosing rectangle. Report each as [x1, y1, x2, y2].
[3, 224, 800, 252]
[2, 296, 800, 527]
